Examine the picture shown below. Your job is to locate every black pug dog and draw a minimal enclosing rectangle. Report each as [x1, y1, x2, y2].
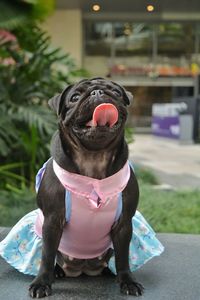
[29, 77, 144, 298]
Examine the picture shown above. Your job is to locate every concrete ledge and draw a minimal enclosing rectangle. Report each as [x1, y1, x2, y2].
[1, 229, 200, 300]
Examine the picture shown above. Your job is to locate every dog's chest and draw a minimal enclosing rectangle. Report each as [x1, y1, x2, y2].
[73, 152, 114, 179]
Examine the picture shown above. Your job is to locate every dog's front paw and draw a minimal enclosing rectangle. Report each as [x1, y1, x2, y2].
[120, 281, 144, 296]
[29, 283, 52, 298]
[29, 277, 52, 298]
[118, 272, 144, 296]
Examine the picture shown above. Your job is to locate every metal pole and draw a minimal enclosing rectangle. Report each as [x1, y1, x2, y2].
[194, 24, 200, 55]
[110, 23, 116, 72]
[152, 24, 158, 65]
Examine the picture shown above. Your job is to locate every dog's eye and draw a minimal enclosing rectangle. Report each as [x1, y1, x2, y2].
[112, 89, 122, 97]
[70, 93, 80, 102]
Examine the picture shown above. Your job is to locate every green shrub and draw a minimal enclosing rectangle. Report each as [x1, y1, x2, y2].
[135, 165, 159, 185]
[0, 24, 86, 192]
[0, 188, 36, 226]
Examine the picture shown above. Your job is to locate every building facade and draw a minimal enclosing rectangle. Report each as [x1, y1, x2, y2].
[43, 0, 200, 129]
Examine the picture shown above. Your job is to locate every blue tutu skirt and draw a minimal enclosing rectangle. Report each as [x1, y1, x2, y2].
[0, 209, 164, 276]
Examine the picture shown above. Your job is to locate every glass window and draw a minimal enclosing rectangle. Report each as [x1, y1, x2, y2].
[85, 22, 113, 56]
[84, 22, 153, 57]
[84, 21, 199, 77]
[113, 23, 153, 57]
[157, 23, 195, 56]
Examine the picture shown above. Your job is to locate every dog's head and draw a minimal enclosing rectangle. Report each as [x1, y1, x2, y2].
[49, 77, 133, 150]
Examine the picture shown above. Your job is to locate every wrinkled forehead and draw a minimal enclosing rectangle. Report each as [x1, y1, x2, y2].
[72, 78, 122, 93]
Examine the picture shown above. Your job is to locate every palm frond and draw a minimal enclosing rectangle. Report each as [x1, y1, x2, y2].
[0, 1, 55, 30]
[0, 22, 86, 192]
[0, 111, 19, 156]
[0, 162, 25, 171]
[16, 105, 57, 136]
[0, 2, 31, 30]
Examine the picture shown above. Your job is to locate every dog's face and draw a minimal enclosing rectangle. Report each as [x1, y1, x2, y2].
[49, 77, 133, 150]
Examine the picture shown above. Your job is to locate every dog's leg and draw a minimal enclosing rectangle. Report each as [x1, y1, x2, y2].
[29, 214, 64, 298]
[29, 162, 65, 298]
[111, 170, 144, 296]
[54, 263, 66, 279]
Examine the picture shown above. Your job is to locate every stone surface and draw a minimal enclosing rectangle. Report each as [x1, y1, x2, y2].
[1, 228, 200, 300]
[129, 134, 200, 189]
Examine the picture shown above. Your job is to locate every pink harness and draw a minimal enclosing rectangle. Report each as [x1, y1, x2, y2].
[35, 160, 130, 259]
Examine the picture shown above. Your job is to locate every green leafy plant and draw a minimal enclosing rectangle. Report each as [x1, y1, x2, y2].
[135, 166, 159, 185]
[0, 188, 36, 226]
[0, 2, 89, 225]
[0, 0, 55, 30]
[125, 127, 134, 144]
[0, 24, 87, 193]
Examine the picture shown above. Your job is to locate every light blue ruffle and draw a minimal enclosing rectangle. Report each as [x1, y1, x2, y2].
[0, 210, 42, 276]
[0, 209, 164, 276]
[108, 210, 164, 274]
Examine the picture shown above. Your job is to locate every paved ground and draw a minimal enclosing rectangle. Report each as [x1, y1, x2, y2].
[129, 134, 200, 189]
[0, 228, 200, 300]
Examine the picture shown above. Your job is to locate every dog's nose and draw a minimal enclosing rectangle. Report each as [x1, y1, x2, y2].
[91, 89, 104, 97]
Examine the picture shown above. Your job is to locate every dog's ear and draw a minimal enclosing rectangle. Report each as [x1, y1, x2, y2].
[48, 94, 62, 115]
[124, 90, 133, 105]
[111, 81, 133, 106]
[48, 85, 73, 116]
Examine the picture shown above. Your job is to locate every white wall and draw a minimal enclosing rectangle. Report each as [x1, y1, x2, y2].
[42, 9, 82, 67]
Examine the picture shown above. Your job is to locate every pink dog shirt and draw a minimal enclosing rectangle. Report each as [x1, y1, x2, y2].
[35, 160, 130, 259]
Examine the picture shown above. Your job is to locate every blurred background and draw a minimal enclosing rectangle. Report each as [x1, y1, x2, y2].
[0, 0, 199, 233]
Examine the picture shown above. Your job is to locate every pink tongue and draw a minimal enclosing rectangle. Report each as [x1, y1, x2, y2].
[86, 103, 118, 128]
